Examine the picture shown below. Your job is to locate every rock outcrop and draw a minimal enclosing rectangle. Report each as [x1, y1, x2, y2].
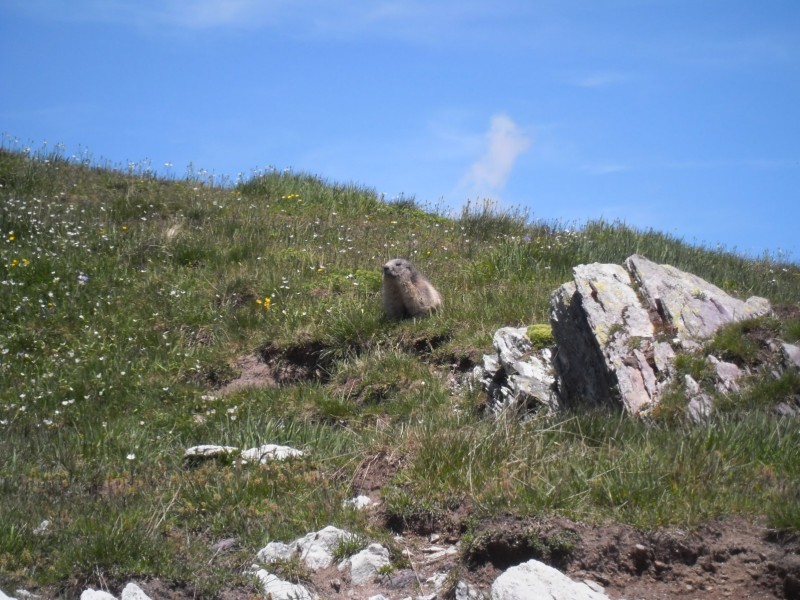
[479, 254, 777, 416]
[477, 327, 558, 415]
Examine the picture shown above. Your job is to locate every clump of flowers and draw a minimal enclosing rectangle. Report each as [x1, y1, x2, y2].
[256, 296, 272, 310]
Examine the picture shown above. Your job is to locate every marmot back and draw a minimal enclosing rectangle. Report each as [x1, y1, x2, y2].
[381, 258, 443, 319]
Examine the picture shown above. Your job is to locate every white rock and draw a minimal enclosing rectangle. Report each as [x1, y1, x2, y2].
[257, 526, 356, 571]
[782, 343, 800, 369]
[341, 543, 390, 585]
[120, 583, 153, 600]
[708, 356, 743, 393]
[32, 520, 51, 535]
[239, 444, 304, 464]
[80, 591, 116, 600]
[583, 580, 605, 594]
[299, 526, 355, 570]
[254, 570, 313, 600]
[456, 581, 488, 600]
[368, 596, 390, 600]
[484, 327, 559, 414]
[491, 559, 609, 600]
[183, 445, 238, 459]
[0, 588, 16, 600]
[256, 541, 294, 563]
[342, 495, 373, 510]
[426, 571, 448, 589]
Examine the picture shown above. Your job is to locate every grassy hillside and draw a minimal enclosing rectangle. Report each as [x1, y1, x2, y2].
[1, 146, 799, 597]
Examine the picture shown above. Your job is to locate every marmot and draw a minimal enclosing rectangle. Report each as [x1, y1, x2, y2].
[381, 258, 443, 319]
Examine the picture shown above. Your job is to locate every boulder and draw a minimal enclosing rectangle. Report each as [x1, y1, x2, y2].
[625, 255, 770, 342]
[550, 262, 667, 414]
[0, 589, 15, 600]
[548, 254, 772, 415]
[490, 559, 609, 600]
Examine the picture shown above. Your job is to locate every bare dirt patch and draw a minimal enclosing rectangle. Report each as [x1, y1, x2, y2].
[217, 341, 335, 394]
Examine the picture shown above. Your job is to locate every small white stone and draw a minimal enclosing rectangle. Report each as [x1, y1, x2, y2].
[184, 445, 238, 458]
[254, 570, 313, 600]
[240, 444, 304, 464]
[120, 583, 153, 600]
[342, 495, 373, 510]
[80, 590, 116, 600]
[32, 520, 51, 535]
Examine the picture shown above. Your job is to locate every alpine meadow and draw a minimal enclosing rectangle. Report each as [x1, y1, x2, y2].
[1, 143, 799, 599]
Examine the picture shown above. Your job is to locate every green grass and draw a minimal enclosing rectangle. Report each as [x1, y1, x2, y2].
[1, 143, 800, 597]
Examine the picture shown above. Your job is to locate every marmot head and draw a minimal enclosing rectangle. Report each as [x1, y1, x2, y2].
[382, 258, 415, 280]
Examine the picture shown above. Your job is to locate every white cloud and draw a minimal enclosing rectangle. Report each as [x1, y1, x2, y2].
[459, 113, 531, 199]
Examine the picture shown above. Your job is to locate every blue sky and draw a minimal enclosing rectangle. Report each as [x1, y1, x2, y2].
[2, 1, 798, 261]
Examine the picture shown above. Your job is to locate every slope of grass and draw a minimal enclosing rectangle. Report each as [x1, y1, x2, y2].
[1, 145, 799, 597]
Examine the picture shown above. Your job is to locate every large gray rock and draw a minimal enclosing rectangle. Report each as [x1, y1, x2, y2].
[625, 255, 770, 342]
[491, 559, 609, 600]
[549, 254, 772, 415]
[550, 263, 669, 414]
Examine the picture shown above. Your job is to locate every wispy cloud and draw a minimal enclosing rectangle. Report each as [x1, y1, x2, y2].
[459, 113, 531, 199]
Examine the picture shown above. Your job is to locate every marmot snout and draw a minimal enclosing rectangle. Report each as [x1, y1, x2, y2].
[381, 258, 442, 319]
